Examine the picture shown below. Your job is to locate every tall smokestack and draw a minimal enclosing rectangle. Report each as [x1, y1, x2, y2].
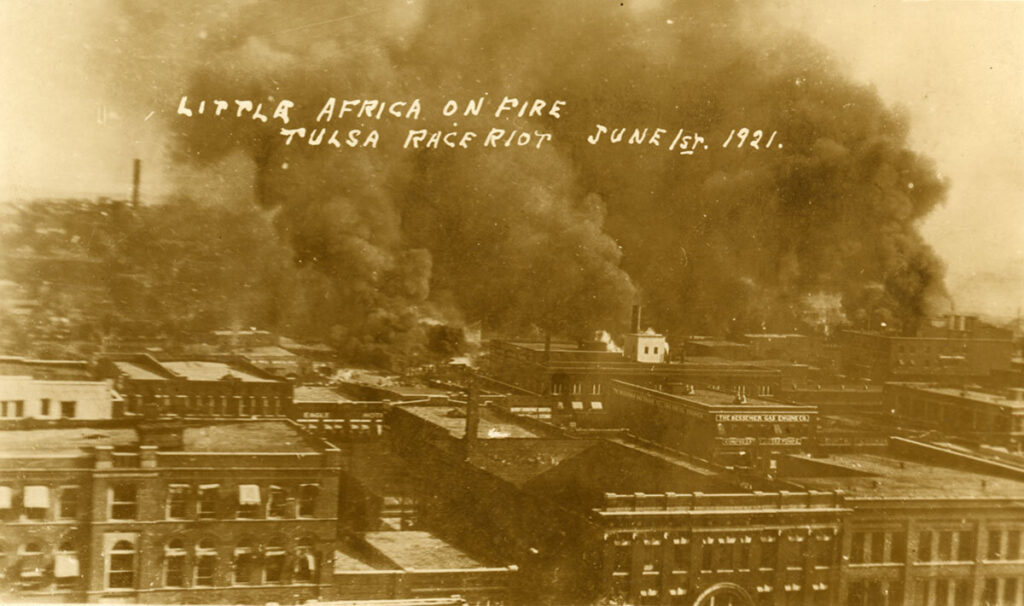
[131, 158, 141, 208]
[463, 381, 480, 459]
[630, 305, 642, 333]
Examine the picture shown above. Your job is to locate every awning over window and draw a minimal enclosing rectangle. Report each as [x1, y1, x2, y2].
[23, 485, 50, 508]
[238, 484, 260, 505]
[0, 486, 11, 509]
[55, 553, 80, 578]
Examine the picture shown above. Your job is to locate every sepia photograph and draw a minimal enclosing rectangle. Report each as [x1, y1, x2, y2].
[0, 1, 1023, 604]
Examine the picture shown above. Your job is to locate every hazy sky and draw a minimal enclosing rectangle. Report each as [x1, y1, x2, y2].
[1, 0, 1021, 318]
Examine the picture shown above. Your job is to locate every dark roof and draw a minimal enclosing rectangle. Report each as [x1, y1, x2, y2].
[468, 439, 599, 487]
[362, 531, 487, 570]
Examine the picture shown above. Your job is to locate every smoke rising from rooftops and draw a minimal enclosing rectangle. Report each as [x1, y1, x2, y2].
[92, 0, 947, 356]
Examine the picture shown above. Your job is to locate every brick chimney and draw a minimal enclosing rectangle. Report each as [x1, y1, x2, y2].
[630, 305, 642, 333]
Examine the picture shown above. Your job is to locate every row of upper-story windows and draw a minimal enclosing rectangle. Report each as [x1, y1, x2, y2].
[0, 485, 79, 520]
[551, 382, 602, 396]
[849, 528, 1023, 564]
[0, 399, 76, 418]
[0, 482, 321, 522]
[126, 394, 282, 416]
[158, 536, 318, 589]
[609, 531, 837, 575]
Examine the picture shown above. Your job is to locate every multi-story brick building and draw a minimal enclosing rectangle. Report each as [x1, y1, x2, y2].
[484, 340, 806, 420]
[605, 381, 818, 466]
[884, 383, 1024, 446]
[840, 315, 1013, 382]
[0, 419, 341, 604]
[96, 354, 292, 418]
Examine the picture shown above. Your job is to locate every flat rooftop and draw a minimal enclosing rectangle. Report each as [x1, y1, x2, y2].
[363, 531, 486, 570]
[400, 404, 544, 439]
[294, 385, 352, 403]
[468, 439, 599, 487]
[613, 381, 815, 413]
[160, 360, 277, 383]
[113, 360, 168, 381]
[786, 452, 1024, 499]
[181, 422, 320, 453]
[897, 384, 1024, 410]
[0, 421, 320, 455]
[0, 427, 139, 455]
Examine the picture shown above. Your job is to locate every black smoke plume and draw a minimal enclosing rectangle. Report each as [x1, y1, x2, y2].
[94, 0, 947, 357]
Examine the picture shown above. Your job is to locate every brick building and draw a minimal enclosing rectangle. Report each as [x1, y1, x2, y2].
[884, 383, 1024, 447]
[0, 419, 341, 604]
[605, 381, 818, 466]
[484, 340, 807, 420]
[96, 354, 292, 418]
[840, 315, 1013, 382]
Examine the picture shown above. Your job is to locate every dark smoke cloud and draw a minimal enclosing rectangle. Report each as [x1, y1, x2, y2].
[94, 0, 947, 355]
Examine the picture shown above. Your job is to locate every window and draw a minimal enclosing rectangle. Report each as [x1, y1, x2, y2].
[891, 531, 907, 563]
[167, 485, 189, 520]
[591, 383, 602, 395]
[760, 537, 777, 570]
[195, 538, 217, 587]
[237, 484, 261, 518]
[1007, 530, 1020, 560]
[298, 484, 318, 518]
[198, 484, 219, 519]
[59, 486, 79, 519]
[551, 383, 562, 395]
[267, 486, 288, 518]
[60, 401, 76, 418]
[264, 540, 285, 583]
[851, 532, 866, 564]
[918, 531, 933, 562]
[294, 539, 315, 583]
[644, 346, 649, 354]
[938, 531, 953, 561]
[870, 531, 885, 563]
[107, 540, 135, 589]
[571, 401, 584, 410]
[14, 400, 24, 417]
[957, 531, 975, 561]
[55, 540, 79, 589]
[591, 401, 604, 410]
[233, 540, 257, 585]
[164, 539, 186, 587]
[987, 530, 1002, 560]
[23, 485, 50, 520]
[110, 485, 137, 520]
[40, 399, 51, 416]
[572, 383, 582, 395]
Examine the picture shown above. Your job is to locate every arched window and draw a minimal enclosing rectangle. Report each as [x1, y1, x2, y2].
[164, 539, 186, 587]
[264, 539, 285, 584]
[195, 538, 217, 587]
[108, 540, 135, 589]
[293, 538, 316, 583]
[233, 539, 257, 585]
[55, 539, 79, 589]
